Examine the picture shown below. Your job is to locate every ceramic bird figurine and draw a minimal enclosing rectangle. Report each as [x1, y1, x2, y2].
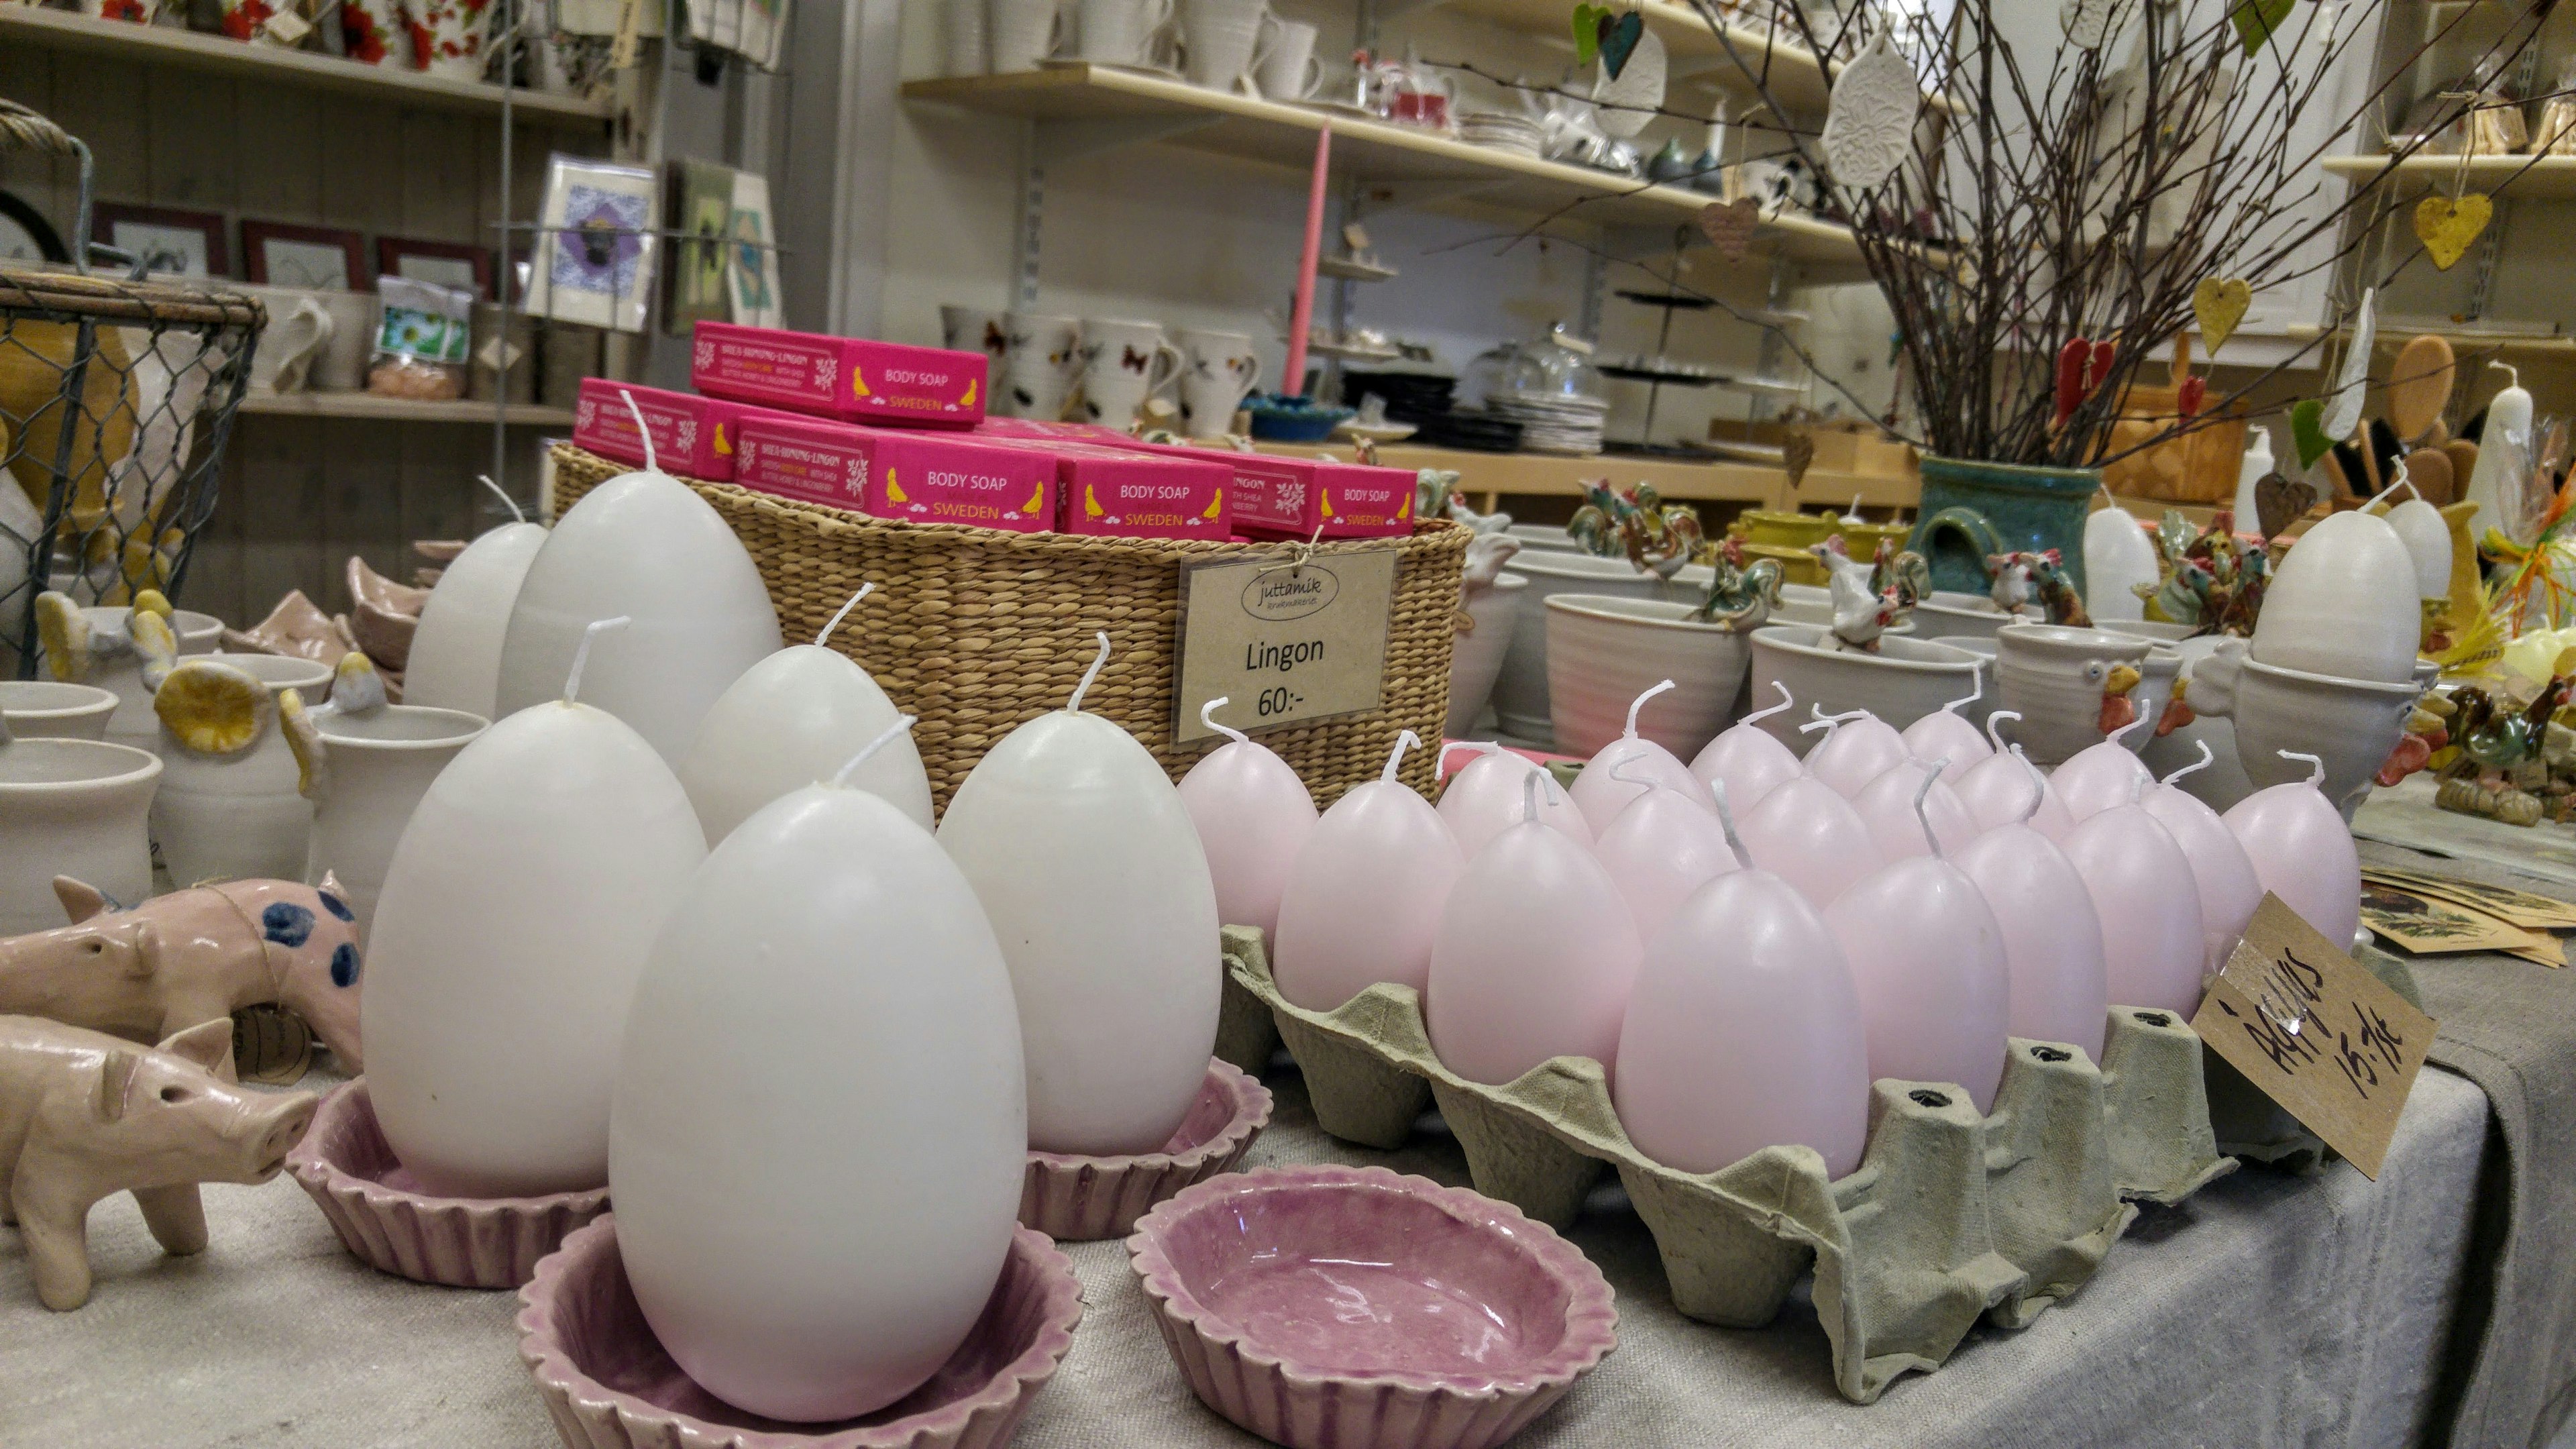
[278, 652, 388, 800]
[2095, 661, 2143, 736]
[1568, 479, 1703, 579]
[1825, 557, 1901, 652]
[1690, 537, 1784, 628]
[32, 587, 175, 685]
[1868, 538, 1931, 609]
[1987, 551, 2039, 615]
[1986, 549, 2090, 626]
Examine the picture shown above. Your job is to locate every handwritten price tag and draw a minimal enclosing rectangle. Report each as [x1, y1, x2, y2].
[2190, 894, 2436, 1179]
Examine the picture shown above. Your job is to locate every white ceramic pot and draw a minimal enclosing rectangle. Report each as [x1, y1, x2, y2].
[1446, 572, 1525, 737]
[1911, 591, 2017, 641]
[2128, 634, 2251, 810]
[1504, 524, 1584, 554]
[1993, 623, 2153, 766]
[1492, 553, 1688, 743]
[0, 739, 159, 935]
[2252, 511, 2422, 685]
[154, 653, 333, 886]
[1746, 625, 1984, 755]
[60, 606, 223, 748]
[2186, 638, 2423, 819]
[0, 681, 118, 740]
[1544, 594, 1755, 759]
[305, 704, 489, 932]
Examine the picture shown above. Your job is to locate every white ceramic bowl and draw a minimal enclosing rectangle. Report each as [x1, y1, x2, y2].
[1491, 553, 1690, 744]
[1992, 624, 2153, 766]
[1505, 524, 1585, 554]
[1543, 594, 1756, 759]
[1911, 591, 2017, 641]
[154, 652, 334, 886]
[1447, 574, 1528, 737]
[1746, 624, 1984, 755]
[2224, 655, 2424, 820]
[0, 738, 160, 935]
[0, 680, 119, 739]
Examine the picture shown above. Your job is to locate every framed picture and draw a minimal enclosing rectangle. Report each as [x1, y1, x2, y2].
[521, 153, 659, 334]
[90, 203, 227, 278]
[242, 220, 368, 290]
[378, 235, 492, 297]
[727, 170, 784, 329]
[663, 158, 737, 337]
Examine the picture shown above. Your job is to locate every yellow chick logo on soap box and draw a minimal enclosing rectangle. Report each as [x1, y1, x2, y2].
[1022, 481, 1044, 515]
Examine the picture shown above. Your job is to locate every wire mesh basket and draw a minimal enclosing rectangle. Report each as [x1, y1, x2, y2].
[0, 99, 263, 676]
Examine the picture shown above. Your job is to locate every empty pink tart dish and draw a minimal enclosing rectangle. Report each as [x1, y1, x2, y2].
[517, 1216, 1085, 1449]
[1126, 1164, 1617, 1449]
[1020, 1056, 1273, 1242]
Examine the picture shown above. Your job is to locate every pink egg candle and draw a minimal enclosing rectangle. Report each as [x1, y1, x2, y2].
[1853, 757, 1978, 859]
[1898, 678, 1992, 785]
[1956, 716, 2075, 839]
[2222, 751, 2362, 947]
[1737, 775, 1882, 909]
[1271, 733, 1462, 1012]
[1437, 743, 1591, 857]
[1592, 761, 1741, 943]
[2142, 742, 2263, 974]
[1802, 708, 1912, 798]
[1176, 698, 1320, 941]
[2059, 784, 2206, 1016]
[2051, 716, 2153, 821]
[1570, 680, 1715, 833]
[1951, 820, 2110, 1061]
[1690, 682, 1803, 811]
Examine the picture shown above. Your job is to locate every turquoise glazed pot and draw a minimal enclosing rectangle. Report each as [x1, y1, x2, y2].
[1907, 456, 2100, 598]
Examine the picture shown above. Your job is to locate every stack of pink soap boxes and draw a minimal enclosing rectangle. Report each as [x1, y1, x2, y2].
[568, 320, 1415, 541]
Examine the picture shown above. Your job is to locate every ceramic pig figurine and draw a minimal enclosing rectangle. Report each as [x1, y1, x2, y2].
[0, 876, 364, 1073]
[1, 1015, 319, 1309]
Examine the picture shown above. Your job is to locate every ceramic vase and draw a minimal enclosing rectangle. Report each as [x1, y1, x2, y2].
[1542, 596, 1755, 761]
[1992, 623, 2151, 766]
[1489, 553, 1690, 743]
[154, 653, 333, 887]
[1446, 573, 1526, 737]
[1907, 456, 2098, 598]
[71, 605, 223, 748]
[0, 739, 160, 936]
[304, 705, 489, 932]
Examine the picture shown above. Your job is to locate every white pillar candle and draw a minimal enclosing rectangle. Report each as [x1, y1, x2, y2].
[1592, 763, 1740, 944]
[1951, 796, 2110, 1061]
[1176, 696, 1319, 941]
[2229, 427, 2274, 537]
[2463, 360, 2532, 546]
[937, 635, 1221, 1156]
[2222, 751, 2361, 947]
[1436, 743, 1591, 857]
[1690, 682, 1803, 809]
[366, 619, 709, 1197]
[1801, 707, 1911, 798]
[2142, 742, 2264, 975]
[1273, 732, 1462, 1011]
[2084, 501, 2158, 625]
[678, 586, 934, 843]
[2059, 778, 2205, 1016]
[1568, 680, 1714, 833]
[405, 478, 548, 719]
[496, 394, 783, 761]
[612, 718, 1025, 1423]
[2384, 494, 2455, 600]
[1898, 677, 1992, 783]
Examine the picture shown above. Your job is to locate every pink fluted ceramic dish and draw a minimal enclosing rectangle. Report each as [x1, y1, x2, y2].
[285, 1077, 608, 1288]
[1127, 1164, 1616, 1449]
[1020, 1057, 1272, 1242]
[517, 1216, 1084, 1449]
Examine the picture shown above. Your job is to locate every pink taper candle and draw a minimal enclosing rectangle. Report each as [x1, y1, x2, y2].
[1283, 125, 1331, 398]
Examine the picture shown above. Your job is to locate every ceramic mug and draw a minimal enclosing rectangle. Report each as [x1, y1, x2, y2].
[0, 740, 160, 937]
[1254, 17, 1323, 100]
[1992, 622, 2153, 767]
[309, 290, 378, 391]
[241, 288, 335, 394]
[1076, 317, 1182, 430]
[1178, 0, 1271, 91]
[945, 0, 989, 75]
[52, 604, 225, 749]
[339, 0, 405, 64]
[152, 653, 334, 887]
[941, 305, 1012, 375]
[1002, 311, 1081, 419]
[410, 0, 493, 78]
[987, 0, 1064, 70]
[305, 704, 489, 932]
[1175, 326, 1262, 437]
[1075, 0, 1171, 66]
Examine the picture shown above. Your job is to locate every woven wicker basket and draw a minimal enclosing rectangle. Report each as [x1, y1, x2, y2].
[551, 444, 1465, 810]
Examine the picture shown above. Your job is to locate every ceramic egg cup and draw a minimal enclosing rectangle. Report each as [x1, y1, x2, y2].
[286, 1078, 609, 1289]
[1019, 1057, 1273, 1242]
[519, 1217, 1084, 1449]
[1126, 1165, 1617, 1449]
[1224, 928, 2233, 1405]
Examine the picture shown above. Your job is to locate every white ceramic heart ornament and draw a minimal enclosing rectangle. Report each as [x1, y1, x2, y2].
[1570, 678, 1714, 832]
[2322, 288, 2376, 441]
[2062, 0, 2115, 51]
[1898, 676, 1992, 784]
[1821, 30, 1919, 191]
[1438, 742, 1593, 857]
[1801, 705, 1910, 798]
[1273, 731, 1464, 1012]
[2141, 741, 2264, 975]
[1853, 755, 1978, 859]
[2051, 714, 2154, 821]
[2221, 751, 2362, 947]
[1592, 756, 1740, 943]
[1690, 680, 1803, 810]
[1177, 697, 1319, 941]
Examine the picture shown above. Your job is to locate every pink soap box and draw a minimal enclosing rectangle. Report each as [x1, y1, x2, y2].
[869, 430, 1057, 532]
[969, 435, 1232, 540]
[692, 321, 985, 429]
[572, 378, 753, 482]
[1146, 443, 1416, 539]
[733, 413, 877, 512]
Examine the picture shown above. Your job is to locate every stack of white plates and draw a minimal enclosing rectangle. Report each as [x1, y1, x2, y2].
[1459, 111, 1545, 157]
[1488, 390, 1610, 455]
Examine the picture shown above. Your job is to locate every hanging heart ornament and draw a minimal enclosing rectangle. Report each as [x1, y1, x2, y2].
[2415, 193, 2493, 271]
[1593, 22, 1664, 138]
[1820, 32, 1919, 191]
[1598, 8, 1646, 80]
[1571, 2, 1605, 62]
[1696, 197, 1761, 259]
[1782, 428, 1817, 488]
[2320, 286, 2374, 441]
[2290, 398, 2333, 470]
[2253, 472, 2316, 540]
[2193, 278, 2253, 352]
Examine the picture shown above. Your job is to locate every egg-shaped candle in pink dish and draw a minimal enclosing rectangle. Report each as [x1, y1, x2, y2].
[1570, 679, 1715, 833]
[1737, 773, 1883, 910]
[1852, 756, 1978, 859]
[1176, 697, 1319, 941]
[2141, 741, 2263, 975]
[1898, 676, 1992, 785]
[2051, 715, 2154, 822]
[1436, 742, 1592, 859]
[1951, 810, 2110, 1061]
[1801, 706, 1911, 799]
[1592, 757, 1741, 943]
[1690, 680, 1804, 811]
[2222, 750, 2361, 947]
[1426, 772, 1642, 1087]
[1955, 715, 2074, 839]
[2059, 777, 2206, 1016]
[1271, 732, 1462, 1012]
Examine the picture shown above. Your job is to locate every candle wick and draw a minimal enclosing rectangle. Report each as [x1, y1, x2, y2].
[2107, 708, 2147, 749]
[1710, 777, 1752, 870]
[1915, 759, 1949, 857]
[2010, 745, 2048, 825]
[1624, 678, 1676, 740]
[476, 473, 527, 524]
[616, 388, 657, 474]
[2161, 739, 2214, 787]
[816, 583, 873, 648]
[1067, 631, 1111, 713]
[2491, 359, 2520, 390]
[1440, 739, 1501, 784]
[1381, 728, 1420, 784]
[1609, 754, 1663, 795]
[1200, 696, 1252, 746]
[833, 714, 919, 787]
[562, 615, 633, 706]
[2279, 749, 2326, 788]
[1940, 673, 1982, 716]
[2130, 767, 2149, 806]
[1986, 709, 2022, 755]
[1521, 767, 1542, 824]
[1741, 680, 1795, 727]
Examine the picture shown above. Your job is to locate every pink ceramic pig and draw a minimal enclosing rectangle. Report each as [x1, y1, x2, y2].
[1, 1015, 319, 1309]
[0, 876, 364, 1073]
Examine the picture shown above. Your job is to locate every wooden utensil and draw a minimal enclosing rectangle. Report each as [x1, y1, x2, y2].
[2404, 447, 2455, 504]
[2387, 334, 2456, 442]
[2446, 439, 2480, 492]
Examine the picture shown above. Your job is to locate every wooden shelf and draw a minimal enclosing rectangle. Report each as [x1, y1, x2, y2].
[1438, 0, 1838, 110]
[237, 392, 576, 425]
[0, 6, 614, 123]
[902, 66, 1869, 272]
[2287, 323, 2576, 354]
[2320, 153, 2576, 199]
[1253, 439, 1915, 507]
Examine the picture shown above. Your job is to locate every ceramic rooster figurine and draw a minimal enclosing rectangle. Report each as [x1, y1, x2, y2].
[1568, 479, 1703, 580]
[1813, 537, 1898, 651]
[1690, 537, 1784, 628]
[1985, 549, 2090, 627]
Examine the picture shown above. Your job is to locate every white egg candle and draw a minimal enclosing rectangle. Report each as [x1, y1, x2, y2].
[1951, 818, 2110, 1060]
[1568, 679, 1713, 832]
[1436, 743, 1591, 857]
[2051, 718, 2154, 821]
[497, 395, 784, 759]
[938, 635, 1221, 1156]
[2059, 791, 2206, 1016]
[1802, 708, 1911, 798]
[2142, 742, 2265, 974]
[1273, 732, 1462, 1011]
[611, 718, 1024, 1422]
[1690, 682, 1805, 810]
[2222, 751, 2362, 947]
[2084, 503, 2158, 625]
[1426, 773, 1642, 1087]
[2383, 493, 2455, 600]
[1853, 757, 1978, 859]
[404, 489, 547, 720]
[1737, 774, 1882, 909]
[677, 587, 934, 843]
[2463, 361, 2533, 546]
[365, 619, 709, 1196]
[1898, 678, 1992, 784]
[1592, 769, 1739, 943]
[1177, 696, 1319, 940]
[2252, 510, 2422, 684]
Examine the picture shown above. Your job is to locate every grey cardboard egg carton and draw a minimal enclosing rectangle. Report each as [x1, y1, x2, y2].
[1217, 926, 2237, 1404]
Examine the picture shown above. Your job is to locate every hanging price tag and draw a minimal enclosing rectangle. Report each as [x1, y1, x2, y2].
[2190, 894, 2437, 1179]
[1173, 548, 1397, 744]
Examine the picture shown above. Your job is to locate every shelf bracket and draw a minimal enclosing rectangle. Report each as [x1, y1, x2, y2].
[1032, 113, 1221, 167]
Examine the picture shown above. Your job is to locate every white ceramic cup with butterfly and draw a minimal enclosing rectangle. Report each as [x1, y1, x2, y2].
[1075, 317, 1183, 430]
[987, 0, 1064, 71]
[1002, 311, 1082, 419]
[941, 305, 1011, 375]
[1175, 327, 1263, 437]
[1254, 17, 1323, 100]
[1178, 0, 1271, 91]
[1074, 0, 1172, 66]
